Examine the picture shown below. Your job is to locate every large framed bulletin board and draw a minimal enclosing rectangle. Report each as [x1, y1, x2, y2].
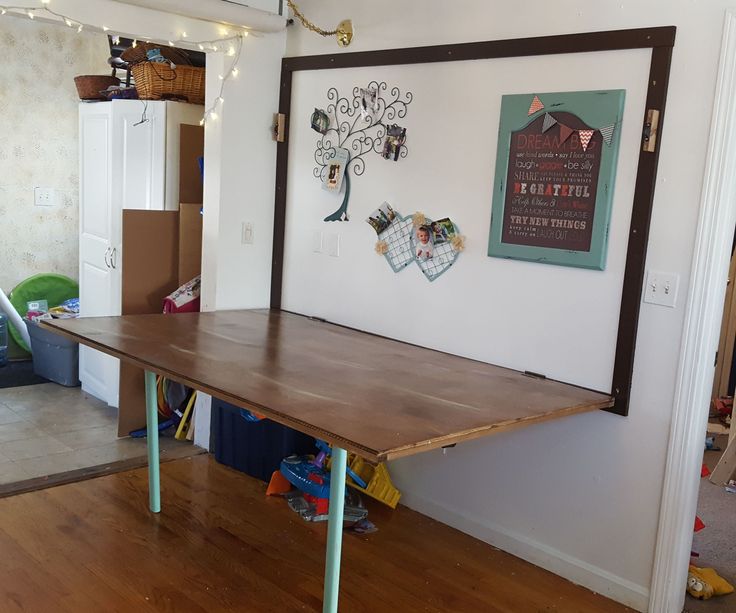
[271, 27, 675, 416]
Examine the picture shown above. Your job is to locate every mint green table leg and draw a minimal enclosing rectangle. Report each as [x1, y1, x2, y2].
[323, 446, 347, 613]
[144, 370, 161, 514]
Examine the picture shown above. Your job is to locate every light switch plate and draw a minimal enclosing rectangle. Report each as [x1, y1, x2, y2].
[327, 233, 340, 257]
[241, 222, 254, 245]
[34, 187, 55, 207]
[312, 230, 323, 253]
[643, 270, 679, 308]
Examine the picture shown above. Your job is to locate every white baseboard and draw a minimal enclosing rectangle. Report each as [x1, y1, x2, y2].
[400, 491, 650, 612]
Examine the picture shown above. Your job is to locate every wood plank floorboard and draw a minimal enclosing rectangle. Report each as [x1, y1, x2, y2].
[0, 454, 631, 612]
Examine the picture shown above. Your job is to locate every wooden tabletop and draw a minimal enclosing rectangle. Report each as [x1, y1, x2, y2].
[43, 310, 613, 462]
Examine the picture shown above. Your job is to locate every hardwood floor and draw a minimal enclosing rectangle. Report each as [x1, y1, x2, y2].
[0, 455, 630, 612]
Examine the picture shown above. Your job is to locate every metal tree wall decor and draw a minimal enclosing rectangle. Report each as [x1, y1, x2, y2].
[314, 81, 413, 221]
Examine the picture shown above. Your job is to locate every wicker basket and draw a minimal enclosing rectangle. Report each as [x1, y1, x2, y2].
[121, 42, 191, 66]
[132, 63, 205, 104]
[74, 75, 121, 100]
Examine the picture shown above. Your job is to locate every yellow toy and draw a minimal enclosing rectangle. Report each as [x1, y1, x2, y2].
[328, 452, 401, 509]
[174, 391, 196, 440]
[687, 565, 734, 600]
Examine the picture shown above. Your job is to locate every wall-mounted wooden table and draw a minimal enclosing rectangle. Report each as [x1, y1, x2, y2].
[43, 309, 613, 613]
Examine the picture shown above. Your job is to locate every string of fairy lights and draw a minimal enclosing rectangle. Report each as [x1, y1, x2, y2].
[0, 0, 253, 124]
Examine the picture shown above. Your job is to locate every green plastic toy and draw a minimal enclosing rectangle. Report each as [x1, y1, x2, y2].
[8, 273, 79, 352]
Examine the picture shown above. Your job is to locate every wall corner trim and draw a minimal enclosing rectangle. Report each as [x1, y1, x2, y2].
[649, 8, 736, 613]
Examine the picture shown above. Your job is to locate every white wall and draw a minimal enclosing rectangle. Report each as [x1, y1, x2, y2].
[278, 1, 735, 610]
[200, 31, 286, 312]
[195, 24, 286, 449]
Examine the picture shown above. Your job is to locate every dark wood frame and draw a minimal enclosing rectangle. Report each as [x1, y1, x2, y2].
[270, 26, 676, 416]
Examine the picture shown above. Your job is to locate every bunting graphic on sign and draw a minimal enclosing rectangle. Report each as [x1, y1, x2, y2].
[541, 113, 557, 133]
[578, 129, 595, 152]
[528, 95, 545, 116]
[599, 124, 615, 145]
[559, 124, 575, 144]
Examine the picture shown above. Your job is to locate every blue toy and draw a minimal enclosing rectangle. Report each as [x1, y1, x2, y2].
[312, 440, 367, 488]
[279, 440, 368, 516]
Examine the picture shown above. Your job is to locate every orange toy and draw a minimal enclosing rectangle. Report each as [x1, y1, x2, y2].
[266, 470, 292, 496]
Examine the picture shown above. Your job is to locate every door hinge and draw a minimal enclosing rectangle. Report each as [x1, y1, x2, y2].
[273, 113, 286, 143]
[715, 351, 719, 368]
[642, 109, 660, 153]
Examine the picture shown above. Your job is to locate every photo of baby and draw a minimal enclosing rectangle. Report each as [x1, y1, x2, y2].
[429, 218, 457, 245]
[414, 225, 434, 260]
[366, 202, 397, 234]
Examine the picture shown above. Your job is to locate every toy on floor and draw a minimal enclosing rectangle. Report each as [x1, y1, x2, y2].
[327, 451, 402, 509]
[277, 440, 369, 522]
[266, 470, 292, 496]
[239, 407, 266, 422]
[345, 519, 377, 535]
[694, 516, 706, 533]
[129, 418, 175, 438]
[687, 565, 734, 600]
[285, 488, 368, 523]
[174, 390, 196, 440]
[712, 397, 733, 427]
[130, 376, 195, 438]
[313, 440, 367, 488]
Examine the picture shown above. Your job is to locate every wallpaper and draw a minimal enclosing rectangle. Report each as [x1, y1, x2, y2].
[0, 16, 109, 294]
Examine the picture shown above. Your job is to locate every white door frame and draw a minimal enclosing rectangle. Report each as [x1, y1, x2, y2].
[649, 9, 736, 612]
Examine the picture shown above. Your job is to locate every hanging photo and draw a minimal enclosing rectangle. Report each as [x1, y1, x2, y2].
[366, 202, 397, 235]
[382, 124, 406, 161]
[369, 206, 464, 281]
[322, 147, 349, 193]
[429, 218, 457, 245]
[311, 108, 330, 134]
[413, 224, 434, 261]
[359, 86, 379, 121]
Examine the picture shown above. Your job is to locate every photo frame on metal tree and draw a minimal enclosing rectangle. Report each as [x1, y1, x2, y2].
[321, 147, 350, 193]
[488, 90, 625, 270]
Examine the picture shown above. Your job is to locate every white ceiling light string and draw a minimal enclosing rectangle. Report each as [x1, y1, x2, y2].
[0, 1, 252, 124]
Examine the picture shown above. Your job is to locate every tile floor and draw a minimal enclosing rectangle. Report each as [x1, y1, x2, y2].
[0, 382, 191, 485]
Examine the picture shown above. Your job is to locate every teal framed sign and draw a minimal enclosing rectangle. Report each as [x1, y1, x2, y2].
[488, 90, 625, 270]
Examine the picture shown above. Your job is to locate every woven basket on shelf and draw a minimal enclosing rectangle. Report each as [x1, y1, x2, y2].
[121, 42, 191, 66]
[131, 63, 205, 104]
[74, 75, 121, 100]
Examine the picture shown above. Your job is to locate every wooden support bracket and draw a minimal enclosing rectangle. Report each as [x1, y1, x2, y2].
[642, 108, 660, 152]
[273, 113, 286, 142]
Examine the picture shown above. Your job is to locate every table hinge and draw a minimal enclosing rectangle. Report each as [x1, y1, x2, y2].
[642, 109, 660, 153]
[273, 113, 286, 142]
[524, 370, 547, 380]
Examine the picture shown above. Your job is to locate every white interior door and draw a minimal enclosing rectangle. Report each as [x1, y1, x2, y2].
[78, 108, 121, 407]
[112, 100, 165, 212]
